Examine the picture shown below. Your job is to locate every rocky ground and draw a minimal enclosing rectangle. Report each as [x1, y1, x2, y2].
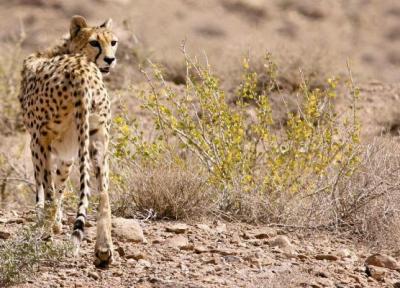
[1, 209, 400, 288]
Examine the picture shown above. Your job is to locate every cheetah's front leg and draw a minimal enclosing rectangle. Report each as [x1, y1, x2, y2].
[90, 124, 113, 268]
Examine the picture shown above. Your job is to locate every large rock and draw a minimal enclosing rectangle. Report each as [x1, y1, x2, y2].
[112, 217, 144, 243]
[365, 253, 400, 270]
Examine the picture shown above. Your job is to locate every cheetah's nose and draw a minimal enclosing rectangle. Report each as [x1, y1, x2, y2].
[104, 57, 115, 65]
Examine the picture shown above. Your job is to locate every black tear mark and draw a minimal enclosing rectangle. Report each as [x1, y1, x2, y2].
[94, 41, 102, 64]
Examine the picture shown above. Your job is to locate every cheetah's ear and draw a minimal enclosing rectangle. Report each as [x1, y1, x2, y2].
[70, 15, 88, 38]
[99, 18, 112, 29]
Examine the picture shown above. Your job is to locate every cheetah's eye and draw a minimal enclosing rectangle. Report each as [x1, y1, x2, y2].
[89, 40, 100, 47]
[111, 40, 117, 46]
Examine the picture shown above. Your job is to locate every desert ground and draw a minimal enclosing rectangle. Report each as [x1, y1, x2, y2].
[1, 0, 400, 287]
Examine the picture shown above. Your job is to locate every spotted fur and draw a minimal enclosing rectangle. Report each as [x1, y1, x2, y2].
[19, 15, 118, 268]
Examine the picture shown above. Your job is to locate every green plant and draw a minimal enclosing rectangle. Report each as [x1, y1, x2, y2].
[0, 224, 70, 286]
[112, 50, 360, 222]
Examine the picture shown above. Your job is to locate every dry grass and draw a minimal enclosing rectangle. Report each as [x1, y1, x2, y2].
[262, 138, 400, 248]
[0, 38, 24, 136]
[111, 159, 214, 220]
[338, 138, 400, 248]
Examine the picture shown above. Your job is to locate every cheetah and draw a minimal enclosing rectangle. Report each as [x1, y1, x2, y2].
[19, 15, 118, 268]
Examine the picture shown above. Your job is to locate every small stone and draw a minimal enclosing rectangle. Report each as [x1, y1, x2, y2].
[166, 235, 189, 249]
[268, 235, 292, 249]
[112, 217, 144, 243]
[247, 239, 262, 246]
[315, 270, 330, 278]
[283, 251, 298, 259]
[126, 249, 147, 261]
[210, 248, 236, 256]
[58, 272, 67, 280]
[180, 244, 194, 251]
[204, 256, 220, 265]
[215, 222, 227, 234]
[0, 230, 11, 239]
[222, 255, 242, 264]
[336, 248, 352, 259]
[366, 265, 386, 281]
[166, 223, 188, 234]
[196, 224, 212, 233]
[315, 254, 338, 261]
[88, 271, 99, 280]
[116, 246, 125, 257]
[127, 258, 136, 266]
[138, 259, 151, 268]
[113, 270, 123, 276]
[152, 238, 164, 244]
[253, 227, 277, 239]
[231, 232, 241, 244]
[365, 253, 400, 270]
[194, 245, 208, 253]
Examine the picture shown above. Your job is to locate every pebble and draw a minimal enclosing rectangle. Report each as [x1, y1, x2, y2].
[138, 259, 151, 268]
[366, 265, 386, 281]
[126, 249, 148, 260]
[0, 230, 11, 239]
[88, 271, 99, 280]
[194, 245, 208, 253]
[166, 223, 189, 234]
[253, 227, 277, 239]
[215, 222, 227, 234]
[315, 254, 339, 261]
[166, 235, 189, 249]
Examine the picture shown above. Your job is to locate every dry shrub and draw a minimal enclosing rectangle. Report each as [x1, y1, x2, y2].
[0, 34, 24, 135]
[222, 138, 400, 250]
[159, 60, 187, 86]
[111, 159, 214, 220]
[0, 224, 70, 287]
[255, 138, 400, 249]
[0, 147, 33, 208]
[337, 138, 400, 248]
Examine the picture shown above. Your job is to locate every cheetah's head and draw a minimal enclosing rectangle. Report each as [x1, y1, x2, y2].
[69, 15, 118, 75]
